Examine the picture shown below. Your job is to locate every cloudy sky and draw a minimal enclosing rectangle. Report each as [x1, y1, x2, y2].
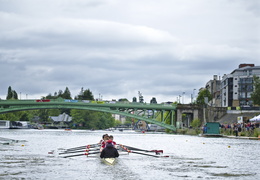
[0, 0, 259, 103]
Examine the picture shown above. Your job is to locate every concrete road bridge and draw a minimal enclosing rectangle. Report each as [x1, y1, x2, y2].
[0, 99, 177, 131]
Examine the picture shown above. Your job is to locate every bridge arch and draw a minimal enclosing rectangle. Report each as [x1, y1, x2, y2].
[0, 100, 177, 131]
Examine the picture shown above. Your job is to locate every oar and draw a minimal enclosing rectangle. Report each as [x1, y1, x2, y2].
[62, 151, 100, 158]
[119, 144, 163, 154]
[119, 145, 169, 158]
[65, 143, 99, 150]
[61, 146, 100, 153]
[130, 151, 164, 158]
[59, 148, 100, 155]
[0, 137, 27, 143]
[59, 143, 99, 151]
[0, 137, 17, 141]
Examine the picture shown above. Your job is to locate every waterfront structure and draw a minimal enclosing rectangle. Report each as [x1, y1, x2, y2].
[221, 64, 260, 107]
[49, 113, 72, 123]
[205, 75, 221, 107]
[0, 120, 30, 129]
[203, 122, 220, 134]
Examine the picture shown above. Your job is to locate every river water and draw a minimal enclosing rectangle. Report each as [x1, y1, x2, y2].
[0, 129, 259, 180]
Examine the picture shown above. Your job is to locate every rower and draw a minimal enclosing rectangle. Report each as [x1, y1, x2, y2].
[108, 135, 117, 148]
[100, 134, 109, 152]
[99, 134, 109, 144]
[100, 140, 119, 158]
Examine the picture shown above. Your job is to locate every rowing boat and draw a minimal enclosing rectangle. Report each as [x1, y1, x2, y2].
[102, 158, 116, 165]
[58, 143, 167, 160]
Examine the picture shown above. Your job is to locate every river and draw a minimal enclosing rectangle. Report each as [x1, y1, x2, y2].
[0, 129, 259, 180]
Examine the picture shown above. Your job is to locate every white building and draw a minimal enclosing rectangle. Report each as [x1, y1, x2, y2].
[221, 64, 260, 107]
[112, 114, 126, 124]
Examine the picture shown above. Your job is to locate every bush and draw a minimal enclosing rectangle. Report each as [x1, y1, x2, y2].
[177, 129, 188, 134]
[240, 132, 246, 136]
[191, 119, 201, 128]
[253, 128, 260, 137]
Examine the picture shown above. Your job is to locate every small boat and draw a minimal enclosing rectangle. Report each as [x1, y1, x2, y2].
[58, 143, 167, 160]
[102, 158, 116, 165]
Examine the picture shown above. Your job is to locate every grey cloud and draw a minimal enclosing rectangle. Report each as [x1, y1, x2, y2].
[0, 0, 259, 103]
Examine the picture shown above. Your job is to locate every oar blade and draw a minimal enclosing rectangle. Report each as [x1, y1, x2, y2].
[61, 143, 99, 152]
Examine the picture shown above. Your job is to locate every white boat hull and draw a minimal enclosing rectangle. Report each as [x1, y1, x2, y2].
[102, 158, 116, 165]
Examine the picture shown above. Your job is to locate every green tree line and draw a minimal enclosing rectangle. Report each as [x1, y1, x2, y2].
[0, 86, 116, 129]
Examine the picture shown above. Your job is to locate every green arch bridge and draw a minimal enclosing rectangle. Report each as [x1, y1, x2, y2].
[0, 99, 177, 131]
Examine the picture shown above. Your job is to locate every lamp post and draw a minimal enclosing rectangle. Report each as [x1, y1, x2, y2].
[192, 89, 196, 103]
[182, 92, 185, 104]
[179, 95, 181, 104]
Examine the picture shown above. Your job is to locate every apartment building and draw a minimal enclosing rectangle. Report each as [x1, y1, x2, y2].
[221, 64, 260, 107]
[205, 75, 221, 107]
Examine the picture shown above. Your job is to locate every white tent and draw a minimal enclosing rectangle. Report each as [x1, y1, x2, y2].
[249, 114, 260, 122]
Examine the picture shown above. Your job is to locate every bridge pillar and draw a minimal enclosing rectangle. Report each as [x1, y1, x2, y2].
[176, 106, 200, 128]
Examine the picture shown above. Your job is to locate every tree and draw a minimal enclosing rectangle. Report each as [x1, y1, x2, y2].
[46, 87, 72, 99]
[6, 86, 18, 100]
[57, 90, 63, 98]
[190, 118, 201, 128]
[76, 88, 94, 100]
[0, 112, 18, 121]
[70, 109, 115, 129]
[48, 109, 61, 116]
[138, 91, 144, 103]
[62, 87, 72, 99]
[251, 75, 260, 105]
[196, 89, 212, 105]
[38, 109, 50, 123]
[19, 112, 30, 121]
[46, 93, 53, 99]
[150, 97, 157, 104]
[118, 98, 129, 102]
[70, 109, 86, 128]
[124, 117, 135, 126]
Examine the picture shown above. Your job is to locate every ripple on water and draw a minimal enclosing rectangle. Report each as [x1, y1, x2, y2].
[211, 172, 257, 178]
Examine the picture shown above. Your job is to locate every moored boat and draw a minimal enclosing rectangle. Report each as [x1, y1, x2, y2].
[0, 120, 30, 129]
[0, 120, 10, 129]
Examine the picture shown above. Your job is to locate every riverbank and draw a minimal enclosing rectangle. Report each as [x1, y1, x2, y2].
[176, 128, 260, 140]
[223, 135, 260, 140]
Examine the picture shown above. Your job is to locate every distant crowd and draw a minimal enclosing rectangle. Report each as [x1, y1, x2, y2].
[219, 122, 259, 136]
[220, 122, 259, 131]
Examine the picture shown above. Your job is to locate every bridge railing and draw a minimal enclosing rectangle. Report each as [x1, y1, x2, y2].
[0, 99, 176, 108]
